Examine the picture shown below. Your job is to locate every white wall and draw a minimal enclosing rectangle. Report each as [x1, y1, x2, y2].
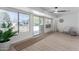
[53, 13, 78, 33]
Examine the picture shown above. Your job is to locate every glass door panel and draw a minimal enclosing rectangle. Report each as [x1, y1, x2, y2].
[19, 13, 29, 33]
[33, 16, 40, 35]
[39, 17, 44, 34]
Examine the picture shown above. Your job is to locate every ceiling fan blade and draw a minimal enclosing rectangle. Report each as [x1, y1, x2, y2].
[58, 10, 67, 12]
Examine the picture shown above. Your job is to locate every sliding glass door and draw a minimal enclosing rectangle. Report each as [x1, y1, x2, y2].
[33, 16, 40, 35]
[39, 17, 44, 34]
[33, 15, 44, 36]
[19, 13, 30, 33]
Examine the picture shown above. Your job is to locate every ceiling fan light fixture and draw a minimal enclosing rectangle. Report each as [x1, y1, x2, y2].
[54, 11, 58, 13]
[54, 7, 58, 13]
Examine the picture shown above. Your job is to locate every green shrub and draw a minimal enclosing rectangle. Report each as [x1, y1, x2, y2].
[0, 22, 17, 43]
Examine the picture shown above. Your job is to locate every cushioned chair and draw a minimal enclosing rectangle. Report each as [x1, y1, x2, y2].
[68, 27, 77, 36]
[63, 26, 70, 34]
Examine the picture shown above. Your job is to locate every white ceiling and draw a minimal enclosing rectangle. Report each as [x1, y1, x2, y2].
[39, 7, 79, 17]
[1, 7, 79, 18]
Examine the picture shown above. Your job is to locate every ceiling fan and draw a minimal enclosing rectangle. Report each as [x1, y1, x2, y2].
[50, 7, 69, 13]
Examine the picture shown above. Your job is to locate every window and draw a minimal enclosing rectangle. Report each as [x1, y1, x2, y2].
[19, 13, 30, 33]
[45, 18, 52, 28]
[0, 9, 18, 32]
[0, 9, 30, 33]
[45, 18, 51, 24]
[6, 11, 18, 32]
